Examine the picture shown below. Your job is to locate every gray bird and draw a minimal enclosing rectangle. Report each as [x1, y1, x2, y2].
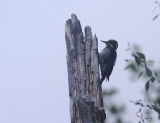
[99, 39, 118, 84]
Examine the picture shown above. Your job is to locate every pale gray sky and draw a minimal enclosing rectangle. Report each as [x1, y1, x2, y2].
[0, 0, 160, 123]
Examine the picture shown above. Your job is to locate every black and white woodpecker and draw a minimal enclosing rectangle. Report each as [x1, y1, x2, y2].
[99, 39, 118, 84]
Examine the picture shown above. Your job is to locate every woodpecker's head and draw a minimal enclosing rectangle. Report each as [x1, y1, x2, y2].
[101, 39, 118, 50]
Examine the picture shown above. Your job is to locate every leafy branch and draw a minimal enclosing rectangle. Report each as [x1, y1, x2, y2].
[153, 0, 160, 21]
[125, 43, 160, 91]
[130, 100, 160, 121]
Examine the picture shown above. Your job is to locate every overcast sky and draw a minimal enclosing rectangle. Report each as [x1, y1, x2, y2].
[0, 0, 160, 123]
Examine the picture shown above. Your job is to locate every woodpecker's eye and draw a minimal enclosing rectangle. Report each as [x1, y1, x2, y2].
[112, 41, 118, 50]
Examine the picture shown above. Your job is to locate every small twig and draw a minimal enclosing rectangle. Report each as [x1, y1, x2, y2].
[130, 100, 153, 110]
[130, 100, 156, 122]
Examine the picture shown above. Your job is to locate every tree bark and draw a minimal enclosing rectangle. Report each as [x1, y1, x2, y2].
[65, 14, 106, 123]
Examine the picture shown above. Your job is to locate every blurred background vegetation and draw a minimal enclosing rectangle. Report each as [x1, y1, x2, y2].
[103, 43, 160, 123]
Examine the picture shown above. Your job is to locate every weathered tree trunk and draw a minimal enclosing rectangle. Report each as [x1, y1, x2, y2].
[65, 14, 106, 123]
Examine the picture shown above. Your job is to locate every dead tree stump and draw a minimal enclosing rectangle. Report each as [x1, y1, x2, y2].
[65, 14, 106, 123]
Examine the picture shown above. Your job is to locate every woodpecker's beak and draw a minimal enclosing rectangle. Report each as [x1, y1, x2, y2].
[101, 40, 111, 47]
[101, 40, 108, 44]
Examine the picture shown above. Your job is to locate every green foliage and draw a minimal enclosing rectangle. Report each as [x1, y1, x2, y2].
[103, 89, 117, 96]
[110, 105, 118, 114]
[136, 52, 145, 60]
[153, 1, 160, 21]
[125, 63, 138, 72]
[138, 72, 144, 79]
[146, 69, 152, 77]
[145, 81, 150, 91]
[125, 43, 159, 91]
[125, 43, 160, 122]
[150, 77, 155, 83]
[103, 42, 160, 123]
[103, 88, 130, 123]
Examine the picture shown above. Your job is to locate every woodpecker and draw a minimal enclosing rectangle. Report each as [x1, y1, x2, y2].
[99, 39, 118, 84]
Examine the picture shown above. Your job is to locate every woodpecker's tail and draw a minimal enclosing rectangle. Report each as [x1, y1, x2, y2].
[106, 76, 109, 82]
[100, 76, 105, 84]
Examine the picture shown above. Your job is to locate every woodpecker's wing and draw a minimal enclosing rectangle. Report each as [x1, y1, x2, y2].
[99, 47, 111, 63]
[99, 47, 111, 76]
[99, 47, 117, 83]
